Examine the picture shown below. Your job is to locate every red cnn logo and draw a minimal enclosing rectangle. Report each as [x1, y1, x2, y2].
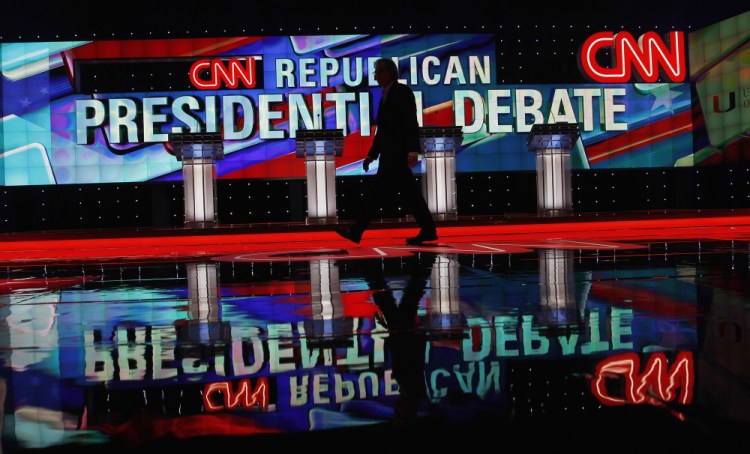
[591, 351, 694, 406]
[203, 378, 270, 411]
[579, 31, 686, 83]
[189, 56, 260, 90]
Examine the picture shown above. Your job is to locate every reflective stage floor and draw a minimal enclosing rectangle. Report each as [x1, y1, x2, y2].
[3, 209, 750, 451]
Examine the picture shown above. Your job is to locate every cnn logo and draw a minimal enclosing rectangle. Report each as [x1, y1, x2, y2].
[579, 31, 686, 83]
[189, 56, 263, 90]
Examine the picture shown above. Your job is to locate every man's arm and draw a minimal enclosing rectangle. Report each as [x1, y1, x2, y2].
[363, 155, 374, 171]
[364, 124, 381, 171]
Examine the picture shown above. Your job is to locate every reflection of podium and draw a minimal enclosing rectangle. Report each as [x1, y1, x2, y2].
[175, 261, 231, 361]
[426, 254, 467, 339]
[295, 129, 344, 224]
[419, 126, 463, 220]
[535, 249, 589, 335]
[527, 123, 579, 216]
[186, 262, 220, 323]
[170, 132, 224, 228]
[304, 259, 352, 347]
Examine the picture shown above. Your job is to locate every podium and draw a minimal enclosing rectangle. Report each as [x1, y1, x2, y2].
[527, 123, 579, 216]
[295, 129, 344, 224]
[419, 126, 463, 220]
[170, 132, 224, 228]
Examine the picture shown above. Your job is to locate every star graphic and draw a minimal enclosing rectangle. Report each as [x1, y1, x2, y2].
[19, 97, 31, 108]
[634, 83, 682, 112]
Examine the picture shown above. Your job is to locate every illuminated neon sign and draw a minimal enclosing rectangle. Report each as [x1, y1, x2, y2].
[203, 377, 271, 411]
[579, 31, 686, 83]
[591, 351, 694, 406]
[189, 56, 261, 90]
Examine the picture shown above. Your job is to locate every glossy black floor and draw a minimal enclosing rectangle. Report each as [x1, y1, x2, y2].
[2, 236, 750, 451]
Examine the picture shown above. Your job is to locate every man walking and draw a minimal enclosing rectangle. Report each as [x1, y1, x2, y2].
[337, 57, 438, 245]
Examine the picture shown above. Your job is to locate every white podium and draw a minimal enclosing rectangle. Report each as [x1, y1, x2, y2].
[295, 129, 344, 224]
[527, 123, 580, 216]
[170, 132, 224, 228]
[419, 126, 463, 220]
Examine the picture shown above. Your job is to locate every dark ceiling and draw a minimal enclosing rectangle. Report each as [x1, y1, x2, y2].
[0, 1, 748, 42]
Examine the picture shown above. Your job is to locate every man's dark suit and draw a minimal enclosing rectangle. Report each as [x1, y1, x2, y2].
[367, 82, 421, 172]
[350, 82, 436, 235]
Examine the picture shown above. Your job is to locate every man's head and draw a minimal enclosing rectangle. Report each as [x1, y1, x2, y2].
[374, 58, 398, 87]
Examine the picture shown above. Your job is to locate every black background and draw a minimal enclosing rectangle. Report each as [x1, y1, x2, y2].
[1, 1, 749, 233]
[1, 1, 748, 41]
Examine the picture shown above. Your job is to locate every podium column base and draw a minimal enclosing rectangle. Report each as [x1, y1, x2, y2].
[538, 208, 573, 217]
[185, 220, 219, 229]
[306, 216, 338, 225]
[433, 212, 458, 221]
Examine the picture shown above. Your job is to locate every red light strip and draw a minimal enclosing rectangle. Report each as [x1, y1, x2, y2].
[1, 215, 749, 264]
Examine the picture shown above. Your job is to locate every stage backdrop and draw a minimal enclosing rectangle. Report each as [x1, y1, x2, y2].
[0, 28, 727, 186]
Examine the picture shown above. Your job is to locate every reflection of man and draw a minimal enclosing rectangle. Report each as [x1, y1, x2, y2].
[362, 253, 436, 426]
[337, 58, 438, 246]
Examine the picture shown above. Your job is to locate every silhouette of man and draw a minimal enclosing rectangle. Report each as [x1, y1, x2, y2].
[362, 253, 436, 426]
[337, 58, 438, 246]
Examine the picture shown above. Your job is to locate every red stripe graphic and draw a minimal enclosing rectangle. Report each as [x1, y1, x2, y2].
[586, 109, 693, 164]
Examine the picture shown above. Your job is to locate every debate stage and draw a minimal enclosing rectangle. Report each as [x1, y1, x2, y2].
[2, 209, 750, 451]
[3, 209, 750, 264]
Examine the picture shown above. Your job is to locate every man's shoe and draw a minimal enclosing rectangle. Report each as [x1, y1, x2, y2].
[336, 227, 362, 244]
[405, 229, 438, 245]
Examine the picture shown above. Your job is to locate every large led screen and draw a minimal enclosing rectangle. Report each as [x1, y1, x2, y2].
[688, 9, 750, 165]
[1, 33, 696, 186]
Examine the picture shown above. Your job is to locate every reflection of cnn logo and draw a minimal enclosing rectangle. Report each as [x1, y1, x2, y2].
[189, 56, 262, 90]
[203, 378, 270, 411]
[579, 31, 685, 83]
[591, 351, 693, 406]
